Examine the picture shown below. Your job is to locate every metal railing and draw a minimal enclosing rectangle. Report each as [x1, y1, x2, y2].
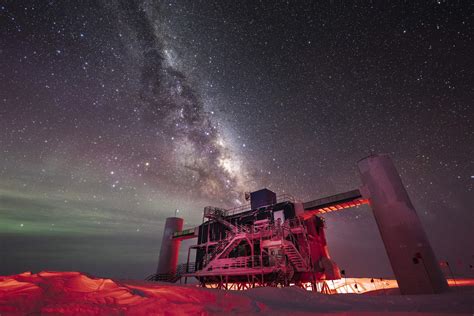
[145, 262, 196, 282]
[204, 206, 228, 218]
[224, 194, 298, 217]
[203, 237, 232, 267]
[207, 255, 265, 271]
[202, 226, 252, 268]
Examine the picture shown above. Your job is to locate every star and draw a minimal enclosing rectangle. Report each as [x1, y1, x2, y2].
[0, 0, 471, 280]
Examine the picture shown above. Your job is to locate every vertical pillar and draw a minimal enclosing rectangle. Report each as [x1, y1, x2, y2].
[358, 154, 448, 294]
[157, 217, 183, 275]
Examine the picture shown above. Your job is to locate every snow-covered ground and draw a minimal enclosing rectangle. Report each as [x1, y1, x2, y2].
[1, 271, 472, 315]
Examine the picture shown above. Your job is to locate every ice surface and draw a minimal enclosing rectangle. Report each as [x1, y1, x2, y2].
[0, 271, 472, 315]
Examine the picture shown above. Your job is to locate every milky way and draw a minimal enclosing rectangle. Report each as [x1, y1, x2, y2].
[0, 1, 472, 279]
[107, 0, 251, 202]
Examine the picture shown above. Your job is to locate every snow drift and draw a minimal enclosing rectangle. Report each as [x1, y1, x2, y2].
[0, 271, 472, 315]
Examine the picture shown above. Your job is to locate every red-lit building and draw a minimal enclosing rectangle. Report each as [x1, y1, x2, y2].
[150, 189, 344, 289]
[148, 155, 449, 295]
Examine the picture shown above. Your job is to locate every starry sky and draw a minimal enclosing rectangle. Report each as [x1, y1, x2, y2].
[1, 1, 473, 279]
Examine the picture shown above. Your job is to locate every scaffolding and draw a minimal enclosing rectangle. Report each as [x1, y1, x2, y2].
[148, 192, 341, 291]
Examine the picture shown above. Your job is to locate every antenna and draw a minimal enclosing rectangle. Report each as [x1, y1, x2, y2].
[244, 191, 250, 201]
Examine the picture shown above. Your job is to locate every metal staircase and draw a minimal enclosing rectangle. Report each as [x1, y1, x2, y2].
[204, 206, 240, 233]
[203, 235, 233, 267]
[202, 232, 249, 269]
[146, 262, 195, 283]
[215, 217, 239, 233]
[146, 273, 181, 283]
[283, 242, 307, 271]
[201, 207, 252, 268]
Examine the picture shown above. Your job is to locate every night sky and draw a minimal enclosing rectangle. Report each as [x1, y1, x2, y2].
[1, 1, 473, 279]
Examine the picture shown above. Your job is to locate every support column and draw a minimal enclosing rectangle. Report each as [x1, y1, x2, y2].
[157, 217, 184, 275]
[358, 154, 448, 295]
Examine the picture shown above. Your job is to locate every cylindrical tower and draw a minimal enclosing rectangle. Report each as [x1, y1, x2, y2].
[156, 217, 184, 275]
[358, 154, 448, 294]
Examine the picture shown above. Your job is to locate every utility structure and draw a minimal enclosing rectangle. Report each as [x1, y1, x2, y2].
[148, 154, 448, 295]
